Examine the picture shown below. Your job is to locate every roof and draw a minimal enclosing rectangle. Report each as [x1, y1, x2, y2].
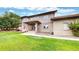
[25, 21, 41, 25]
[51, 14, 79, 21]
[21, 10, 57, 19]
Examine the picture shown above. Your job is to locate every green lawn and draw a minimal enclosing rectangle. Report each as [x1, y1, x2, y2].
[0, 31, 79, 51]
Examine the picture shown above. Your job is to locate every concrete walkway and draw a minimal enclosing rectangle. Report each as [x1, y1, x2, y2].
[22, 33, 79, 41]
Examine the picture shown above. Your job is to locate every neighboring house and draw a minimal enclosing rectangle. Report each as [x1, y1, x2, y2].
[21, 10, 79, 36]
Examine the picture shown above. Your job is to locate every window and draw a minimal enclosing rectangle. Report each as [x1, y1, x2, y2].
[43, 25, 48, 29]
[64, 21, 70, 30]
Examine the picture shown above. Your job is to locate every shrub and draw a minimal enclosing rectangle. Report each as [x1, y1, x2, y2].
[69, 19, 79, 36]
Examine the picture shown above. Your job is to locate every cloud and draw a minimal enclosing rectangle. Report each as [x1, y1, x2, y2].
[25, 7, 57, 16]
[56, 8, 77, 16]
[45, 7, 57, 11]
[27, 13, 34, 16]
[57, 8, 76, 13]
[20, 12, 34, 16]
[26, 7, 57, 11]
[8, 10, 15, 13]
[20, 7, 57, 16]
[21, 7, 78, 16]
[35, 7, 57, 11]
[26, 7, 37, 10]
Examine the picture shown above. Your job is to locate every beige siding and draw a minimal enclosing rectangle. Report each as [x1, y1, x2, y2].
[38, 14, 54, 33]
[38, 22, 53, 33]
[53, 19, 77, 36]
[22, 13, 55, 33]
[28, 14, 54, 23]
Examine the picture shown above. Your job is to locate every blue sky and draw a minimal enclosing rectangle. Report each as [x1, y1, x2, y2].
[0, 7, 79, 16]
[0, 0, 79, 16]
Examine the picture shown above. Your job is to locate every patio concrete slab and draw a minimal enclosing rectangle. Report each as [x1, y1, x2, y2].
[21, 33, 79, 41]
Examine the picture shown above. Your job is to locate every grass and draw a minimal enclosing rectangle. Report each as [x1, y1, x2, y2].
[0, 31, 79, 51]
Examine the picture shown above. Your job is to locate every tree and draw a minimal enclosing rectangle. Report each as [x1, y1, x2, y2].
[0, 12, 20, 31]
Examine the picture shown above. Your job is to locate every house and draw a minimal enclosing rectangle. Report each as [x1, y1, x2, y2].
[21, 10, 57, 34]
[21, 10, 79, 36]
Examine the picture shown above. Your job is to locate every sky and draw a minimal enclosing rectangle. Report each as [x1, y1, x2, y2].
[0, 7, 79, 16]
[0, 0, 79, 16]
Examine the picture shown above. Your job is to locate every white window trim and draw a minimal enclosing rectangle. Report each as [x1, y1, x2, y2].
[64, 22, 70, 31]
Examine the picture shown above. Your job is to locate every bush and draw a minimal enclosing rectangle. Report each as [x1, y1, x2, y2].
[69, 19, 79, 36]
[72, 31, 79, 37]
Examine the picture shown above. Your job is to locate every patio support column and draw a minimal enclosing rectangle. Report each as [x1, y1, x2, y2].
[51, 21, 54, 35]
[35, 23, 38, 33]
[25, 24, 28, 32]
[22, 22, 25, 32]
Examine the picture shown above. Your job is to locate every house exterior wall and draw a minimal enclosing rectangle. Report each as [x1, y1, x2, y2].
[21, 12, 79, 36]
[53, 18, 78, 36]
[38, 22, 53, 33]
[22, 13, 55, 33]
[37, 14, 54, 33]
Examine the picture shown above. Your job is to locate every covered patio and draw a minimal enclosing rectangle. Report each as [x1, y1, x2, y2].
[22, 21, 41, 33]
